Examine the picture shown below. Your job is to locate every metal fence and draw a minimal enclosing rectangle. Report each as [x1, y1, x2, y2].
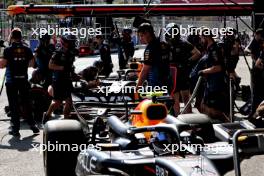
[0, 11, 12, 40]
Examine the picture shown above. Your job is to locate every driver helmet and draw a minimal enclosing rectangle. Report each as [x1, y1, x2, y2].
[61, 34, 77, 48]
[165, 23, 180, 42]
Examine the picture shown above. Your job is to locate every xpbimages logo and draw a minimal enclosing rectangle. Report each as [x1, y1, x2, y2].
[31, 25, 102, 38]
[97, 85, 168, 96]
[163, 25, 234, 38]
[30, 141, 102, 153]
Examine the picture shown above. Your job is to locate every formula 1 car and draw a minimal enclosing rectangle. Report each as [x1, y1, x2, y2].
[75, 94, 264, 175]
[43, 91, 264, 176]
[75, 118, 221, 176]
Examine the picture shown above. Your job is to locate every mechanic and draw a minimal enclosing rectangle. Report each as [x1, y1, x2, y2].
[0, 28, 39, 136]
[93, 60, 104, 75]
[42, 34, 77, 124]
[95, 35, 113, 77]
[224, 29, 241, 91]
[79, 66, 100, 89]
[136, 23, 171, 94]
[187, 27, 206, 112]
[33, 33, 55, 89]
[165, 23, 201, 115]
[245, 28, 264, 118]
[198, 28, 229, 122]
[249, 40, 264, 120]
[187, 26, 204, 54]
[116, 28, 135, 69]
[160, 39, 175, 95]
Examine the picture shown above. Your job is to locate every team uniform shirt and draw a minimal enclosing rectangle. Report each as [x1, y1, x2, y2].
[35, 44, 55, 73]
[50, 47, 75, 100]
[249, 40, 264, 114]
[224, 37, 241, 72]
[143, 38, 170, 87]
[170, 39, 194, 91]
[3, 42, 33, 83]
[204, 42, 226, 93]
[51, 47, 75, 82]
[187, 34, 203, 53]
[170, 39, 194, 68]
[99, 43, 113, 65]
[160, 41, 171, 63]
[99, 42, 113, 76]
[202, 42, 228, 112]
[118, 39, 135, 61]
[248, 38, 262, 63]
[118, 39, 135, 69]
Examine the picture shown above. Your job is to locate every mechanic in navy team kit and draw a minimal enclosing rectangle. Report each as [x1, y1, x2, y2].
[136, 23, 171, 93]
[165, 23, 201, 115]
[79, 65, 100, 89]
[246, 28, 264, 118]
[250, 40, 264, 121]
[0, 28, 39, 136]
[33, 34, 55, 89]
[224, 29, 241, 90]
[42, 34, 77, 123]
[249, 44, 264, 127]
[187, 26, 204, 54]
[117, 28, 135, 69]
[198, 28, 229, 122]
[187, 27, 207, 112]
[95, 35, 113, 77]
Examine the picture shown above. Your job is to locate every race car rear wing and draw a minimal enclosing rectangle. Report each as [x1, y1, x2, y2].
[72, 101, 138, 124]
[6, 3, 253, 17]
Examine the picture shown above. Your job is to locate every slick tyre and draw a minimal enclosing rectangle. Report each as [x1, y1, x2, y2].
[43, 120, 86, 176]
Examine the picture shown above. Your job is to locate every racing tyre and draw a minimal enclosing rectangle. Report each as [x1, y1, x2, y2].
[43, 120, 86, 176]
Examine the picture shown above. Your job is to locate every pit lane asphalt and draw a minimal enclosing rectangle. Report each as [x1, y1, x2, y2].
[0, 51, 264, 176]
